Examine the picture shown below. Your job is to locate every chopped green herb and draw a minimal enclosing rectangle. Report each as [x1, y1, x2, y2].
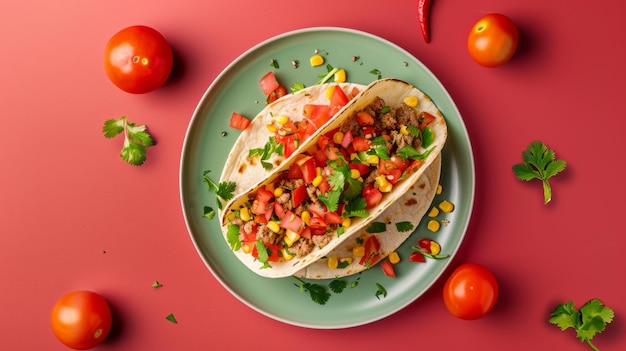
[316, 64, 340, 85]
[255, 241, 271, 269]
[397, 145, 433, 161]
[290, 82, 306, 92]
[395, 221, 414, 232]
[151, 281, 163, 288]
[512, 141, 567, 204]
[202, 206, 216, 220]
[293, 277, 330, 305]
[165, 313, 177, 324]
[329, 278, 347, 294]
[249, 136, 283, 170]
[226, 224, 241, 251]
[375, 283, 387, 300]
[102, 116, 154, 166]
[202, 170, 236, 210]
[343, 197, 368, 218]
[370, 69, 382, 79]
[411, 246, 450, 260]
[269, 59, 279, 69]
[380, 106, 391, 114]
[549, 299, 614, 351]
[366, 222, 387, 233]
[337, 260, 350, 269]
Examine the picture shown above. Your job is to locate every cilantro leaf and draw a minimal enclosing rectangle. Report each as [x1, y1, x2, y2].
[512, 141, 567, 204]
[249, 137, 283, 170]
[102, 116, 154, 166]
[226, 224, 241, 251]
[375, 283, 387, 300]
[318, 190, 341, 213]
[202, 206, 216, 220]
[329, 278, 347, 294]
[549, 299, 614, 350]
[343, 198, 368, 218]
[255, 241, 271, 269]
[151, 281, 163, 288]
[395, 221, 414, 232]
[366, 222, 387, 233]
[397, 145, 432, 161]
[291, 82, 306, 92]
[202, 170, 236, 210]
[293, 277, 330, 305]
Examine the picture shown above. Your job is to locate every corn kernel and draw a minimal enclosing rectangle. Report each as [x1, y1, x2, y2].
[240, 207, 251, 221]
[266, 124, 278, 133]
[439, 200, 455, 213]
[325, 85, 335, 100]
[366, 154, 379, 165]
[273, 187, 284, 197]
[350, 153, 359, 161]
[340, 257, 353, 265]
[352, 246, 365, 257]
[226, 212, 236, 221]
[282, 247, 294, 260]
[375, 175, 393, 193]
[427, 207, 439, 218]
[436, 184, 443, 195]
[327, 256, 339, 269]
[350, 169, 361, 179]
[403, 95, 419, 107]
[334, 69, 347, 83]
[430, 241, 442, 255]
[242, 242, 253, 254]
[427, 220, 440, 232]
[400, 125, 410, 135]
[312, 175, 323, 187]
[342, 217, 351, 228]
[310, 54, 324, 67]
[301, 211, 311, 225]
[333, 131, 344, 144]
[389, 251, 400, 264]
[284, 229, 300, 247]
[275, 115, 289, 125]
[267, 221, 281, 233]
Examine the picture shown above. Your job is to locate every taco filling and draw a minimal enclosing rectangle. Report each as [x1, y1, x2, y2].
[223, 93, 439, 267]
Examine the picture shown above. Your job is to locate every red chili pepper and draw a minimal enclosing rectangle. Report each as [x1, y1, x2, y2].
[418, 0, 431, 43]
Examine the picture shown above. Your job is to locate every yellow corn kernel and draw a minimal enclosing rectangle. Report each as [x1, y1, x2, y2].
[430, 241, 442, 255]
[436, 184, 443, 195]
[327, 256, 339, 269]
[342, 217, 351, 228]
[267, 221, 281, 233]
[301, 211, 311, 225]
[325, 85, 335, 100]
[310, 54, 324, 67]
[427, 206, 439, 218]
[333, 131, 344, 144]
[340, 257, 353, 265]
[350, 169, 361, 179]
[427, 219, 440, 232]
[439, 200, 455, 213]
[282, 247, 294, 260]
[284, 229, 301, 247]
[273, 187, 284, 197]
[242, 242, 253, 254]
[275, 115, 289, 125]
[403, 95, 419, 107]
[334, 69, 347, 83]
[400, 125, 410, 135]
[389, 251, 400, 264]
[366, 154, 379, 165]
[226, 211, 236, 222]
[266, 124, 278, 133]
[352, 245, 365, 257]
[375, 175, 393, 193]
[239, 207, 251, 221]
[316, 167, 322, 176]
[312, 175, 323, 187]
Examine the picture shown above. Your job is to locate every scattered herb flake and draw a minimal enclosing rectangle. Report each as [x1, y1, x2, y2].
[369, 69, 382, 79]
[291, 82, 305, 92]
[366, 222, 387, 233]
[549, 299, 614, 351]
[513, 140, 567, 204]
[151, 281, 163, 288]
[375, 283, 387, 300]
[102, 116, 154, 166]
[165, 313, 177, 324]
[329, 278, 347, 294]
[269, 59, 279, 69]
[202, 206, 216, 220]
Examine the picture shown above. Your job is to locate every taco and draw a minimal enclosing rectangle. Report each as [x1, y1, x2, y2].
[295, 153, 441, 279]
[220, 82, 365, 197]
[219, 78, 448, 278]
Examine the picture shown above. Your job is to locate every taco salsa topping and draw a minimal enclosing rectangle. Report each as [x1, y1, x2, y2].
[224, 94, 438, 268]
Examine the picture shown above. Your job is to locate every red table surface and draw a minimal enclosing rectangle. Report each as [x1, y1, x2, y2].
[2, 1, 625, 350]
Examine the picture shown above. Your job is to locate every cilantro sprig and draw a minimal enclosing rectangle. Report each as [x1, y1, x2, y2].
[549, 299, 614, 351]
[102, 116, 154, 166]
[249, 136, 284, 170]
[202, 170, 236, 218]
[513, 141, 566, 204]
[318, 158, 364, 213]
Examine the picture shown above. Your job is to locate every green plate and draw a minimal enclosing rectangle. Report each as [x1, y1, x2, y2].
[180, 27, 475, 328]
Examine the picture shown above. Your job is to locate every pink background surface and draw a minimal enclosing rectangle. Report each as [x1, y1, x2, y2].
[1, 0, 625, 350]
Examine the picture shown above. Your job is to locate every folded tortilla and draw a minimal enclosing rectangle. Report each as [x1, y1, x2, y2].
[220, 78, 448, 278]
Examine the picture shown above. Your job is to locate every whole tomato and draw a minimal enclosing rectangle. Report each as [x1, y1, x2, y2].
[104, 25, 173, 94]
[443, 263, 498, 320]
[467, 13, 519, 67]
[50, 290, 112, 350]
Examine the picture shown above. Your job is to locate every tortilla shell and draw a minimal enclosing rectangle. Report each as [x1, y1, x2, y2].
[295, 153, 441, 279]
[220, 78, 448, 278]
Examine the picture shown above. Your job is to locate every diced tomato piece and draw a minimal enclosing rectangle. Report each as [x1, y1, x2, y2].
[274, 85, 287, 99]
[242, 225, 257, 242]
[409, 252, 426, 263]
[362, 185, 383, 209]
[340, 130, 353, 148]
[313, 148, 329, 167]
[229, 112, 251, 131]
[307, 202, 327, 218]
[298, 120, 317, 140]
[259, 71, 280, 96]
[274, 202, 285, 219]
[256, 187, 274, 203]
[329, 85, 350, 116]
[350, 163, 371, 176]
[280, 211, 304, 233]
[359, 235, 381, 266]
[352, 136, 371, 152]
[418, 111, 436, 130]
[317, 178, 331, 194]
[300, 227, 312, 240]
[292, 184, 307, 207]
[316, 134, 332, 150]
[362, 126, 377, 139]
[276, 134, 297, 158]
[303, 104, 331, 128]
[267, 244, 281, 262]
[356, 111, 375, 126]
[308, 216, 328, 235]
[325, 211, 343, 225]
[403, 159, 425, 178]
[296, 156, 317, 183]
[390, 155, 411, 171]
[349, 87, 360, 99]
[381, 260, 396, 277]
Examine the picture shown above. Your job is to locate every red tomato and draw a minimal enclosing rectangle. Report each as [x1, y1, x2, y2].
[351, 136, 371, 152]
[381, 260, 396, 277]
[362, 185, 383, 208]
[104, 25, 173, 94]
[292, 184, 307, 207]
[467, 13, 519, 67]
[295, 156, 317, 183]
[308, 216, 328, 235]
[303, 104, 331, 128]
[356, 111, 375, 126]
[50, 290, 112, 350]
[259, 71, 280, 95]
[328, 85, 350, 116]
[229, 112, 251, 131]
[280, 211, 304, 232]
[443, 263, 499, 320]
[359, 235, 381, 265]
